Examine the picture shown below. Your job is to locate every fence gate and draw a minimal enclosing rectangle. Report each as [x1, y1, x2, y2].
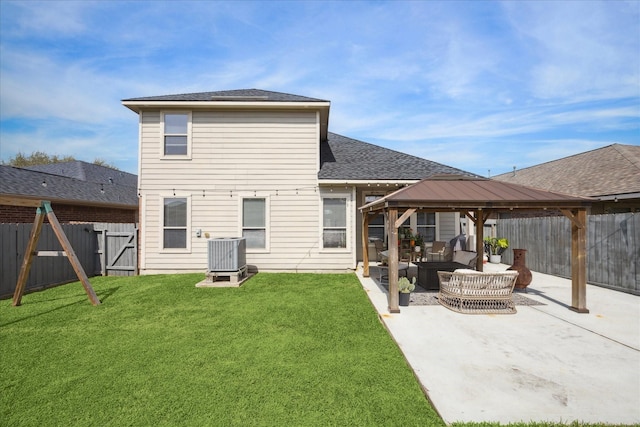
[95, 223, 138, 276]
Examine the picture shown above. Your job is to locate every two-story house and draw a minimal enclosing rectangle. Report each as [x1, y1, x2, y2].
[122, 89, 476, 274]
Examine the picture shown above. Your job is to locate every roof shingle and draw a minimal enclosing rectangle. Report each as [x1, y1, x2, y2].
[493, 144, 640, 198]
[0, 163, 138, 207]
[319, 133, 478, 181]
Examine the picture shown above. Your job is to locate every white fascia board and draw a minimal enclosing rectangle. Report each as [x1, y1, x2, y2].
[122, 100, 330, 113]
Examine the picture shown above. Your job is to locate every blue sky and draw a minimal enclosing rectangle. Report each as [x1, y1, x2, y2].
[1, 0, 638, 176]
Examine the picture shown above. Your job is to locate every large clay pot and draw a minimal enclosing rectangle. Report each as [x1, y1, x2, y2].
[508, 249, 532, 290]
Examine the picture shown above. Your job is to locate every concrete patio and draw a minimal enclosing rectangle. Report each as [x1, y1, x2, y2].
[356, 262, 640, 425]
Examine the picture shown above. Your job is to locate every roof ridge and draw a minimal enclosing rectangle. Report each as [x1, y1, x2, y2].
[123, 88, 329, 103]
[612, 143, 640, 171]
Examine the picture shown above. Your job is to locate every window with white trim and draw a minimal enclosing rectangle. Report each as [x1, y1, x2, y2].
[322, 197, 347, 248]
[163, 197, 187, 249]
[417, 212, 436, 243]
[365, 195, 385, 242]
[242, 198, 266, 249]
[163, 113, 189, 156]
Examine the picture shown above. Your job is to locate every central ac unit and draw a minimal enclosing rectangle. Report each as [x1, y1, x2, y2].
[207, 237, 246, 272]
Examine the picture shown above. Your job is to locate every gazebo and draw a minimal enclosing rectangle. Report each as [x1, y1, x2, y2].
[359, 175, 593, 314]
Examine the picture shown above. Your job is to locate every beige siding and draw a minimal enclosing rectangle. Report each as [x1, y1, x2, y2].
[139, 109, 355, 273]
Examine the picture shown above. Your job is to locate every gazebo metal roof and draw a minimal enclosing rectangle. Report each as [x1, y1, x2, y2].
[359, 175, 594, 314]
[360, 175, 592, 211]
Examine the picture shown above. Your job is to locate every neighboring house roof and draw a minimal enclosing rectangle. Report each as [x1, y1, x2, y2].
[0, 163, 138, 208]
[319, 133, 479, 181]
[24, 161, 138, 188]
[122, 88, 329, 103]
[492, 144, 640, 200]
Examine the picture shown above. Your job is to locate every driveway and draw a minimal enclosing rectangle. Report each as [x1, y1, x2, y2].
[356, 262, 640, 425]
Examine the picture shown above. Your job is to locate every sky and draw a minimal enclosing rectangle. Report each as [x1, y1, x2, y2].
[1, 0, 638, 177]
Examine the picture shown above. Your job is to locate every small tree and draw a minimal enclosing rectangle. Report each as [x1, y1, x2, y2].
[4, 151, 118, 170]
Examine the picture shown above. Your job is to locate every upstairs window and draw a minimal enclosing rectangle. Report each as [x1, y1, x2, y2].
[163, 113, 189, 156]
[242, 198, 267, 249]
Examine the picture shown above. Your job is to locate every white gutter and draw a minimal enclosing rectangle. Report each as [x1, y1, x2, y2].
[597, 192, 640, 201]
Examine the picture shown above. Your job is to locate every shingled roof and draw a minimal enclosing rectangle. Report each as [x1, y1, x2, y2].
[122, 88, 328, 103]
[24, 161, 138, 188]
[492, 144, 640, 199]
[319, 133, 478, 181]
[0, 163, 138, 208]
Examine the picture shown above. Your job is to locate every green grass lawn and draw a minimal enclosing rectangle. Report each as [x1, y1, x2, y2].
[2, 274, 633, 427]
[1, 273, 442, 426]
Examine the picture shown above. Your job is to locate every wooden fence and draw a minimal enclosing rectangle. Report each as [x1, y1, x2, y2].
[1, 223, 137, 299]
[497, 213, 639, 295]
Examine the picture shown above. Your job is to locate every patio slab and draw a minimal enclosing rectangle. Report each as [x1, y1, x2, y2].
[356, 262, 640, 425]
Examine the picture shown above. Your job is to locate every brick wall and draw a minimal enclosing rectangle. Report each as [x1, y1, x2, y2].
[0, 203, 138, 224]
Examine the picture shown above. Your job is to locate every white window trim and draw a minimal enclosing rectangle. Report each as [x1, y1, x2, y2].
[363, 192, 386, 242]
[320, 192, 351, 252]
[239, 195, 270, 253]
[160, 111, 192, 160]
[160, 194, 191, 253]
[416, 211, 438, 243]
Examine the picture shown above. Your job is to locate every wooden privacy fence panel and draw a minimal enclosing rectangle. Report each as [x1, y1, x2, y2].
[1, 223, 138, 298]
[498, 213, 639, 295]
[1, 223, 96, 298]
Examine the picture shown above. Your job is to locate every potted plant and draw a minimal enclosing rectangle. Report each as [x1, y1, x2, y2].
[484, 237, 509, 263]
[398, 276, 416, 306]
[414, 233, 424, 252]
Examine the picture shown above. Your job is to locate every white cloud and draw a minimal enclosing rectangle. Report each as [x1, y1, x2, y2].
[503, 0, 640, 101]
[2, 1, 89, 37]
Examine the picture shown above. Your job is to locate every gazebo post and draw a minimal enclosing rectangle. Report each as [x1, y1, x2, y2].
[362, 213, 370, 277]
[465, 209, 487, 272]
[475, 209, 486, 272]
[387, 208, 400, 313]
[563, 208, 589, 313]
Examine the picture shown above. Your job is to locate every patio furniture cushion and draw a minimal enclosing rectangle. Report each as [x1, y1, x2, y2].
[452, 250, 478, 268]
